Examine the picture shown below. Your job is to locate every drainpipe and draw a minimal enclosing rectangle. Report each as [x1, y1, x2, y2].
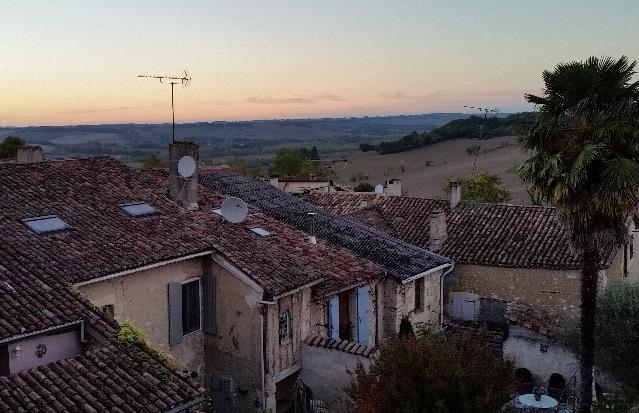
[374, 271, 388, 347]
[259, 304, 269, 409]
[440, 264, 455, 328]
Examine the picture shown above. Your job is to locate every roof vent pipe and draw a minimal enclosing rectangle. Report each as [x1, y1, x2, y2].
[307, 212, 317, 244]
[449, 181, 462, 208]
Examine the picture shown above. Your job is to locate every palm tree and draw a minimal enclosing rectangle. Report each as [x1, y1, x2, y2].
[518, 56, 639, 412]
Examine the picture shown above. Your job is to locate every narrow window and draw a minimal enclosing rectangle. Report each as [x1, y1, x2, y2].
[630, 235, 635, 260]
[279, 311, 291, 343]
[182, 279, 200, 335]
[338, 291, 351, 341]
[101, 304, 114, 317]
[414, 278, 424, 311]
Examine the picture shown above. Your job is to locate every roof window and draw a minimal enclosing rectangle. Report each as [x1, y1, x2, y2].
[212, 207, 223, 216]
[121, 202, 157, 216]
[249, 227, 272, 237]
[23, 216, 69, 234]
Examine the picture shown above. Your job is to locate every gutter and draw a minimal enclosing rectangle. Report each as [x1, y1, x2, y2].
[440, 264, 455, 328]
[401, 262, 453, 285]
[165, 396, 208, 413]
[0, 320, 84, 345]
[74, 251, 214, 287]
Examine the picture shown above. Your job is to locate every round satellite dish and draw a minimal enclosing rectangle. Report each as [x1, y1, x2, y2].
[374, 184, 384, 194]
[177, 155, 196, 178]
[220, 197, 248, 223]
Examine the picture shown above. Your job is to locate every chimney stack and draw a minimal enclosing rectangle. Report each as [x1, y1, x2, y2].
[16, 145, 44, 164]
[449, 181, 461, 208]
[168, 141, 199, 210]
[429, 209, 447, 252]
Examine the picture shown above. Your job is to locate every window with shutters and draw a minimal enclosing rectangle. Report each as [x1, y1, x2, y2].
[279, 311, 291, 343]
[182, 279, 200, 335]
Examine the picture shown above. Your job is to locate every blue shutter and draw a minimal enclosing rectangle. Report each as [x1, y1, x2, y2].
[357, 287, 369, 345]
[168, 282, 183, 346]
[202, 270, 216, 335]
[328, 297, 339, 339]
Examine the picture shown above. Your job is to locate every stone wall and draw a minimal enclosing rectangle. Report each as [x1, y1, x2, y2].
[300, 344, 372, 412]
[503, 325, 580, 390]
[452, 264, 582, 318]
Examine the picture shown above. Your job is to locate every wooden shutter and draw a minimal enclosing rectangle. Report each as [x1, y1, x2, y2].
[202, 269, 217, 335]
[168, 282, 183, 346]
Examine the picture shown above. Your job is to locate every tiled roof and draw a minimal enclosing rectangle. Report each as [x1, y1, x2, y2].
[505, 302, 561, 339]
[304, 193, 616, 270]
[199, 172, 452, 282]
[0, 156, 376, 410]
[302, 334, 376, 358]
[0, 345, 205, 412]
[0, 157, 379, 297]
[276, 176, 331, 183]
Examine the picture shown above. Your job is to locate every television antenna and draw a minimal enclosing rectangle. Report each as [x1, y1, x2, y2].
[138, 71, 191, 143]
[463, 105, 501, 174]
[220, 197, 248, 223]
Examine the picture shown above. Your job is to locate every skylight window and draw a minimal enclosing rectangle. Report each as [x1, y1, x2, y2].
[121, 202, 157, 217]
[212, 207, 223, 216]
[23, 216, 68, 234]
[249, 227, 272, 237]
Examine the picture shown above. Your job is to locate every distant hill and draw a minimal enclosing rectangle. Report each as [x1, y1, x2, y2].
[360, 112, 536, 155]
[0, 113, 468, 163]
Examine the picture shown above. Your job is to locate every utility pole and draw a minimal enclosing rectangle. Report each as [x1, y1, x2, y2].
[138, 71, 191, 143]
[463, 105, 500, 174]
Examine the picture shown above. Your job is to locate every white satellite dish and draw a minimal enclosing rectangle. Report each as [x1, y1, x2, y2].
[177, 155, 196, 178]
[374, 184, 384, 194]
[220, 197, 248, 223]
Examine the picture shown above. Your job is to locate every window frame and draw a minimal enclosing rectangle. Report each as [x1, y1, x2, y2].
[181, 278, 201, 336]
[414, 277, 424, 312]
[22, 215, 69, 234]
[279, 310, 291, 344]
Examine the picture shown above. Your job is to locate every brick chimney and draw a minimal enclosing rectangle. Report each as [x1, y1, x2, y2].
[449, 181, 461, 208]
[168, 141, 199, 210]
[16, 145, 44, 164]
[429, 209, 447, 252]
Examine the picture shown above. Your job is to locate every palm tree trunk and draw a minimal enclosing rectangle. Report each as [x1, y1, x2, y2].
[578, 248, 599, 413]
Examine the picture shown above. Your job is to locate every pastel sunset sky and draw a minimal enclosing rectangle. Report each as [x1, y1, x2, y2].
[3, 0, 639, 126]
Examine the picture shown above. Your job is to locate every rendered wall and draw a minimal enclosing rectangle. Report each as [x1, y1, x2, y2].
[77, 257, 206, 376]
[205, 260, 264, 413]
[8, 329, 81, 374]
[300, 344, 372, 412]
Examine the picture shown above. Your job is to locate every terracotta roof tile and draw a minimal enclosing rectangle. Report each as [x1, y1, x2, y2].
[304, 193, 616, 270]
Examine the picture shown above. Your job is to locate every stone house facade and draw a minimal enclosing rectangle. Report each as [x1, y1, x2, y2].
[304, 189, 638, 321]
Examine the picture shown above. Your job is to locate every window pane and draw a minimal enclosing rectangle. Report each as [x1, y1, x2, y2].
[182, 280, 200, 335]
[23, 216, 68, 234]
[415, 278, 423, 310]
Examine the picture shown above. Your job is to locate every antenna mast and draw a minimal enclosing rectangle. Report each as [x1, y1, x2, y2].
[138, 71, 191, 143]
[463, 105, 501, 174]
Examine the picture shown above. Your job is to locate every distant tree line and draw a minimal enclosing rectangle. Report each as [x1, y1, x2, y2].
[272, 146, 330, 177]
[0, 135, 25, 159]
[360, 112, 536, 155]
